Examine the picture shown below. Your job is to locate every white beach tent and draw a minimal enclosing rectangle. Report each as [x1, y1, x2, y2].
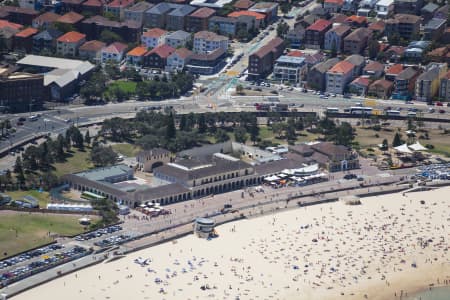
[264, 175, 280, 182]
[408, 142, 428, 151]
[394, 144, 413, 154]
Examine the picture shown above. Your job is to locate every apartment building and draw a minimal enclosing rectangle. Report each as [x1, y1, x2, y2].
[304, 19, 332, 49]
[56, 31, 86, 56]
[324, 24, 351, 53]
[193, 31, 228, 54]
[273, 55, 307, 84]
[248, 37, 285, 80]
[415, 63, 447, 102]
[326, 60, 354, 94]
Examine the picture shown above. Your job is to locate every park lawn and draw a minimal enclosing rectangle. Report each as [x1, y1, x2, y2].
[52, 149, 92, 177]
[258, 126, 319, 144]
[354, 127, 397, 148]
[106, 81, 137, 94]
[111, 143, 142, 157]
[6, 190, 50, 208]
[0, 212, 92, 258]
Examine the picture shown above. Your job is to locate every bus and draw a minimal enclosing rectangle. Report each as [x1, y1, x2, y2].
[255, 103, 271, 111]
[325, 107, 339, 113]
[81, 191, 106, 201]
[350, 107, 373, 115]
[385, 110, 401, 116]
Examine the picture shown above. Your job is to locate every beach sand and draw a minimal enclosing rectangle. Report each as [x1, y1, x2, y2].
[11, 187, 450, 300]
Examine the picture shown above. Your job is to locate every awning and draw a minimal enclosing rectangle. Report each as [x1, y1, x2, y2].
[394, 144, 413, 154]
[408, 142, 427, 151]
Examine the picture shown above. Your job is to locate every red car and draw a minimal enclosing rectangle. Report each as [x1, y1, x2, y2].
[439, 109, 445, 113]
[436, 102, 443, 106]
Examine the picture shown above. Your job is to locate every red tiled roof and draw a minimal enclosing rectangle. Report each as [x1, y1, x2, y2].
[307, 19, 331, 32]
[34, 12, 61, 23]
[328, 60, 354, 74]
[127, 45, 147, 57]
[370, 79, 393, 90]
[194, 30, 227, 41]
[386, 64, 403, 75]
[287, 50, 303, 57]
[369, 20, 385, 31]
[173, 47, 192, 59]
[325, 0, 344, 5]
[57, 11, 84, 24]
[346, 15, 367, 24]
[0, 20, 23, 30]
[57, 31, 86, 43]
[189, 7, 215, 18]
[228, 10, 265, 20]
[107, 0, 134, 8]
[351, 76, 370, 87]
[146, 44, 175, 58]
[79, 40, 106, 52]
[142, 28, 167, 38]
[233, 0, 254, 9]
[83, 0, 104, 6]
[15, 27, 38, 38]
[103, 42, 128, 54]
[252, 37, 284, 58]
[364, 61, 384, 72]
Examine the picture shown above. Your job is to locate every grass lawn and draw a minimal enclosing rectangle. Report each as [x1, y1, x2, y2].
[111, 143, 141, 157]
[6, 190, 50, 208]
[105, 81, 137, 95]
[258, 126, 320, 144]
[0, 212, 95, 258]
[52, 149, 92, 177]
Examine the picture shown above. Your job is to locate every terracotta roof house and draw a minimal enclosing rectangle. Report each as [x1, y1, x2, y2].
[166, 47, 192, 72]
[32, 28, 62, 54]
[57, 11, 84, 27]
[426, 46, 448, 63]
[141, 28, 168, 48]
[345, 15, 367, 27]
[56, 31, 86, 56]
[79, 40, 106, 62]
[228, 10, 265, 28]
[368, 20, 385, 34]
[0, 20, 23, 31]
[343, 27, 372, 54]
[193, 30, 228, 54]
[348, 76, 370, 96]
[32, 12, 60, 29]
[248, 2, 279, 22]
[14, 27, 38, 53]
[186, 7, 215, 32]
[126, 45, 148, 65]
[233, 0, 254, 10]
[326, 60, 355, 94]
[324, 0, 344, 13]
[324, 24, 351, 53]
[248, 37, 285, 80]
[307, 57, 340, 91]
[344, 54, 365, 77]
[101, 42, 128, 64]
[384, 45, 405, 62]
[363, 61, 384, 78]
[330, 13, 348, 24]
[305, 19, 332, 49]
[287, 50, 303, 57]
[385, 14, 421, 40]
[368, 79, 394, 99]
[385, 63, 403, 81]
[144, 44, 175, 69]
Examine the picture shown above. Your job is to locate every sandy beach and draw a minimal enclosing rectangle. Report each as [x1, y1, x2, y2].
[11, 187, 450, 300]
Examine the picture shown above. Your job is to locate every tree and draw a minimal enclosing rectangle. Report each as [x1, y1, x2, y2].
[381, 138, 388, 150]
[236, 84, 244, 94]
[249, 118, 259, 144]
[234, 127, 248, 144]
[100, 30, 124, 44]
[277, 21, 289, 38]
[55, 134, 65, 161]
[80, 71, 107, 101]
[392, 132, 402, 147]
[214, 129, 230, 143]
[333, 122, 354, 146]
[51, 22, 75, 34]
[285, 118, 296, 142]
[13, 157, 23, 174]
[198, 114, 207, 133]
[368, 38, 379, 60]
[85, 130, 91, 145]
[90, 145, 117, 167]
[272, 122, 284, 138]
[165, 113, 176, 140]
[179, 115, 187, 131]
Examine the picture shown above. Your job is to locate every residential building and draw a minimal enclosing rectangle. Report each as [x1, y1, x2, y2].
[343, 27, 372, 54]
[228, 11, 265, 28]
[32, 29, 62, 54]
[273, 55, 307, 84]
[384, 45, 405, 62]
[0, 6, 39, 26]
[60, 0, 85, 13]
[426, 47, 448, 63]
[342, 0, 358, 13]
[324, 24, 351, 53]
[32, 12, 60, 29]
[144, 44, 175, 69]
[348, 76, 370, 96]
[104, 0, 134, 20]
[420, 2, 439, 24]
[0, 27, 19, 51]
[286, 25, 305, 49]
[186, 7, 215, 33]
[423, 18, 446, 41]
[368, 20, 385, 35]
[385, 63, 403, 81]
[101, 42, 128, 64]
[393, 66, 419, 100]
[166, 47, 192, 72]
[17, 55, 95, 101]
[375, 0, 394, 18]
[434, 4, 448, 20]
[81, 0, 107, 16]
[80, 15, 141, 43]
[345, 15, 367, 28]
[0, 68, 44, 113]
[166, 5, 196, 31]
[165, 30, 191, 49]
[208, 16, 237, 36]
[233, 0, 254, 10]
[415, 63, 447, 102]
[360, 0, 378, 8]
[189, 0, 233, 9]
[126, 46, 148, 66]
[248, 37, 285, 80]
[324, 0, 344, 13]
[363, 61, 384, 79]
[124, 1, 153, 26]
[13, 27, 38, 53]
[326, 60, 354, 94]
[308, 142, 359, 172]
[344, 54, 365, 77]
[79, 40, 106, 62]
[185, 47, 227, 75]
[193, 31, 228, 54]
[145, 3, 180, 29]
[248, 2, 278, 23]
[439, 70, 450, 101]
[56, 11, 85, 28]
[385, 14, 420, 40]
[394, 0, 423, 15]
[304, 19, 332, 49]
[141, 28, 168, 49]
[307, 58, 340, 91]
[368, 79, 393, 99]
[56, 31, 86, 56]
